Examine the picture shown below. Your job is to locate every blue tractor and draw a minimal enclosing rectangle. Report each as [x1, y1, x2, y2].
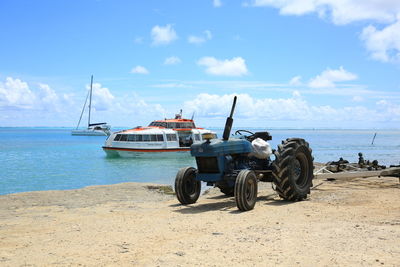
[175, 96, 314, 211]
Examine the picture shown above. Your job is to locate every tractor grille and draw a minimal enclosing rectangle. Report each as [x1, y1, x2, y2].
[196, 157, 219, 173]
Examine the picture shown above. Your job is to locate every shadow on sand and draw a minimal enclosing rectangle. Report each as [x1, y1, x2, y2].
[171, 193, 296, 214]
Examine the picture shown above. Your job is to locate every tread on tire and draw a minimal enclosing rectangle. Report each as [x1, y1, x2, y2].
[272, 138, 314, 201]
[234, 170, 258, 211]
[175, 167, 201, 205]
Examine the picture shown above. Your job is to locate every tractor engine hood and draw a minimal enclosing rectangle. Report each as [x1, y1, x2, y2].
[191, 138, 253, 157]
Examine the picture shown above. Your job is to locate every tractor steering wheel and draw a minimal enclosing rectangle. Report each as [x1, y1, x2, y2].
[234, 130, 255, 136]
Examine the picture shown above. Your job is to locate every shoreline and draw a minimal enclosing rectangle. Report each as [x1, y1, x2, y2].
[0, 162, 340, 197]
[0, 182, 175, 210]
[1, 175, 399, 266]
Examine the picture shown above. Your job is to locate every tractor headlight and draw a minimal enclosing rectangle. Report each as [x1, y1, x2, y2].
[202, 133, 214, 141]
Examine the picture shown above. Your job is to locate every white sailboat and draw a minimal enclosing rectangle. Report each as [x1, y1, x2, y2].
[71, 75, 111, 136]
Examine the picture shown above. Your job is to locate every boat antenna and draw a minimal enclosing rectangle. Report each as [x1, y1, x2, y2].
[75, 80, 91, 130]
[88, 75, 93, 128]
[191, 111, 195, 120]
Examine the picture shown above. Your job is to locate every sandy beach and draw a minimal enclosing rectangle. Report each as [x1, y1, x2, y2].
[0, 175, 399, 266]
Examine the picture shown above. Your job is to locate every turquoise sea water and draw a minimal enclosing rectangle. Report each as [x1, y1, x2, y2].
[0, 127, 399, 195]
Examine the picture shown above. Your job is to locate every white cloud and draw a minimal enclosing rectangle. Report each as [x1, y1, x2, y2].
[0, 77, 169, 127]
[249, 1, 400, 63]
[289, 75, 302, 86]
[250, 0, 400, 25]
[0, 77, 74, 114]
[131, 65, 149, 74]
[164, 56, 182, 65]
[108, 92, 167, 126]
[183, 93, 400, 123]
[0, 77, 115, 121]
[150, 78, 394, 99]
[376, 99, 400, 119]
[77, 89, 166, 127]
[2, 76, 399, 127]
[292, 90, 301, 98]
[377, 100, 389, 106]
[361, 18, 400, 62]
[188, 30, 213, 45]
[197, 56, 249, 76]
[151, 24, 178, 45]
[184, 93, 311, 120]
[308, 66, 357, 88]
[0, 77, 36, 109]
[90, 83, 115, 111]
[352, 95, 364, 102]
[213, 0, 222, 7]
[38, 83, 60, 111]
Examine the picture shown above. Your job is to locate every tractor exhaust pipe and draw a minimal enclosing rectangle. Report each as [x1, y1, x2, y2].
[222, 96, 237, 141]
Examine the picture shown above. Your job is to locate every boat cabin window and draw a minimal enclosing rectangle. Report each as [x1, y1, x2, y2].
[166, 134, 177, 141]
[114, 134, 165, 142]
[168, 122, 195, 129]
[149, 121, 167, 128]
[177, 132, 193, 147]
[149, 121, 195, 129]
[194, 134, 200, 141]
[114, 134, 122, 141]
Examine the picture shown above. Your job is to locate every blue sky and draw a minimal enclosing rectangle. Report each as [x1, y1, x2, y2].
[0, 0, 399, 128]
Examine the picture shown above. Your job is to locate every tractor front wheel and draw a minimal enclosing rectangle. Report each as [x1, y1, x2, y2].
[272, 138, 314, 201]
[175, 167, 201, 205]
[234, 170, 258, 211]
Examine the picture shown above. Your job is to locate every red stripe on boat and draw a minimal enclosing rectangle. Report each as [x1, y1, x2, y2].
[102, 147, 190, 152]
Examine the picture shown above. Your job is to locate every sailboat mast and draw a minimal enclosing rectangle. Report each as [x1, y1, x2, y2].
[88, 75, 93, 127]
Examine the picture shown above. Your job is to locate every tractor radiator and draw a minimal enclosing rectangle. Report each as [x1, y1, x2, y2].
[196, 157, 219, 173]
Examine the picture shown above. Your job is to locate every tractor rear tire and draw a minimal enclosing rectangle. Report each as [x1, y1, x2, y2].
[175, 167, 201, 205]
[272, 138, 314, 201]
[234, 170, 258, 211]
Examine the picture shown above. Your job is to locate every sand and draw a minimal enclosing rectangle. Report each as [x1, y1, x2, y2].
[0, 176, 399, 266]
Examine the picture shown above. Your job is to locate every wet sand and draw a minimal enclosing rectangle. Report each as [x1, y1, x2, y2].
[0, 176, 399, 266]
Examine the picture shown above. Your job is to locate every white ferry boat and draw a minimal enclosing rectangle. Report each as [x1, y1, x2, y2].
[102, 113, 216, 157]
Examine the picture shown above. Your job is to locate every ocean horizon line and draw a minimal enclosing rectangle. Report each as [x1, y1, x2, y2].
[1, 126, 400, 131]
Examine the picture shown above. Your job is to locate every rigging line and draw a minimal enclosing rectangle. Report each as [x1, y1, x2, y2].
[75, 84, 91, 130]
